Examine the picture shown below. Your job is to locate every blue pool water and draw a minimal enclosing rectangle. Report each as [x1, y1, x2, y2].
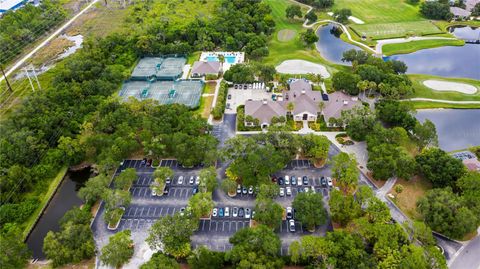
[206, 55, 236, 64]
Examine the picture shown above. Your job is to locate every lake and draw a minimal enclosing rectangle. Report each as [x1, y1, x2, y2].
[415, 109, 480, 152]
[315, 23, 358, 65]
[26, 167, 92, 259]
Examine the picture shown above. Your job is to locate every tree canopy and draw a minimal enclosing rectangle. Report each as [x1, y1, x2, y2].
[292, 192, 327, 231]
[416, 148, 465, 188]
[100, 230, 134, 268]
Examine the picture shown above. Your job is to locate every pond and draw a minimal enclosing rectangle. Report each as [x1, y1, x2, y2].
[448, 25, 480, 40]
[26, 167, 92, 260]
[415, 109, 480, 152]
[315, 23, 359, 65]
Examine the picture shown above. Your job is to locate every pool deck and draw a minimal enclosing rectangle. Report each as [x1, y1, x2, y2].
[199, 51, 245, 71]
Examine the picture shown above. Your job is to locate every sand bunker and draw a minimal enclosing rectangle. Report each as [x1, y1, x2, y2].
[423, 80, 478, 94]
[276, 60, 331, 78]
[277, 29, 297, 42]
[348, 16, 365, 24]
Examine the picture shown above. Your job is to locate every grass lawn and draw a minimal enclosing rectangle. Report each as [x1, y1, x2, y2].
[331, 0, 444, 39]
[203, 81, 217, 94]
[22, 167, 68, 239]
[389, 176, 432, 220]
[406, 101, 480, 109]
[382, 39, 465, 55]
[409, 74, 480, 102]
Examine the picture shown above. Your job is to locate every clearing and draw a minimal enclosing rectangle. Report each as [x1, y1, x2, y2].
[276, 60, 331, 78]
[423, 80, 478, 95]
[390, 176, 432, 220]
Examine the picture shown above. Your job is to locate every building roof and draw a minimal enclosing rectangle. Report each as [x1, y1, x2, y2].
[245, 100, 286, 124]
[450, 7, 471, 17]
[322, 91, 361, 121]
[466, 0, 480, 12]
[191, 61, 221, 75]
[463, 158, 480, 171]
[0, 0, 24, 12]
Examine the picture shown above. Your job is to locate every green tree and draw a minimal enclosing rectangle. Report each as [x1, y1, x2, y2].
[188, 192, 214, 219]
[223, 64, 255, 83]
[285, 5, 302, 19]
[472, 2, 480, 16]
[331, 152, 358, 192]
[375, 100, 416, 131]
[417, 187, 478, 239]
[114, 168, 137, 190]
[187, 246, 224, 269]
[334, 8, 352, 23]
[302, 134, 330, 166]
[332, 71, 361, 95]
[305, 10, 318, 23]
[329, 190, 361, 226]
[227, 225, 283, 268]
[300, 29, 319, 45]
[420, 1, 452, 20]
[78, 174, 109, 204]
[198, 166, 217, 193]
[141, 253, 179, 269]
[57, 136, 84, 165]
[394, 184, 404, 194]
[147, 214, 197, 259]
[292, 192, 327, 231]
[457, 171, 480, 216]
[416, 148, 465, 188]
[341, 105, 376, 141]
[254, 198, 284, 229]
[0, 228, 30, 269]
[100, 230, 134, 268]
[256, 63, 276, 82]
[221, 178, 237, 196]
[257, 183, 280, 200]
[288, 235, 330, 267]
[413, 119, 438, 150]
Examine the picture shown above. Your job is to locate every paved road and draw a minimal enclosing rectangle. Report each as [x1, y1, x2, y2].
[0, 0, 100, 83]
[450, 232, 480, 269]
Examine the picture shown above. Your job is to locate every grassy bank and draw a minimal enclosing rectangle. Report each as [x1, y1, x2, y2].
[409, 74, 480, 102]
[22, 167, 69, 239]
[406, 101, 480, 109]
[382, 39, 465, 56]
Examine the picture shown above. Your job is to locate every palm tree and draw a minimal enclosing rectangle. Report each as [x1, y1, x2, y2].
[368, 81, 377, 97]
[356, 80, 369, 99]
[318, 101, 325, 114]
[287, 102, 295, 115]
[218, 54, 225, 65]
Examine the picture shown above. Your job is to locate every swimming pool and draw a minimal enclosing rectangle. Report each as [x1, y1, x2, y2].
[206, 55, 236, 64]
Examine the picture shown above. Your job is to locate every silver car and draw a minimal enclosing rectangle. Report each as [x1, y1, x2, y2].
[178, 176, 184, 185]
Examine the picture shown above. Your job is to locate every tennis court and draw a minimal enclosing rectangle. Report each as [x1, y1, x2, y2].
[131, 56, 186, 80]
[120, 80, 203, 108]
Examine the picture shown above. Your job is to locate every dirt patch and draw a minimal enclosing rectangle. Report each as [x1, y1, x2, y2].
[389, 176, 432, 220]
[277, 29, 297, 42]
[29, 37, 75, 67]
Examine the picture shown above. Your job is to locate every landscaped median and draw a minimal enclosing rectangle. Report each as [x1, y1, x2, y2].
[212, 81, 228, 121]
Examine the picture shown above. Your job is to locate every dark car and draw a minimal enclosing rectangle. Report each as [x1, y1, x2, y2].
[322, 93, 329, 101]
[278, 177, 284, 185]
[163, 186, 169, 194]
[192, 187, 198, 194]
[238, 207, 244, 218]
[297, 187, 304, 193]
[321, 176, 327, 187]
[141, 158, 147, 165]
[291, 176, 297, 186]
[271, 176, 277, 183]
[146, 159, 152, 166]
[302, 176, 309, 185]
[219, 208, 224, 217]
[227, 94, 232, 100]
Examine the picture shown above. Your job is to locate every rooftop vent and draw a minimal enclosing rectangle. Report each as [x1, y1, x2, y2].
[343, 100, 348, 105]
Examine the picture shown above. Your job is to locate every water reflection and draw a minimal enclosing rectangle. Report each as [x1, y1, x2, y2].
[315, 23, 359, 65]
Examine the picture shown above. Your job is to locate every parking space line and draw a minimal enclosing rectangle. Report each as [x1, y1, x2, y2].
[209, 220, 212, 231]
[159, 207, 163, 216]
[152, 207, 157, 217]
[133, 207, 138, 217]
[202, 220, 206, 231]
[146, 207, 151, 217]
[172, 208, 176, 215]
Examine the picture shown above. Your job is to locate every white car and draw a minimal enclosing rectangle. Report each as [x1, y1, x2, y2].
[284, 175, 290, 185]
[166, 177, 171, 184]
[327, 177, 333, 187]
[311, 186, 315, 192]
[286, 207, 293, 219]
[179, 207, 185, 216]
[279, 187, 285, 197]
[289, 219, 296, 232]
[245, 208, 251, 219]
[248, 186, 254, 195]
[304, 187, 309, 193]
[297, 177, 302, 186]
[233, 207, 238, 217]
[151, 189, 157, 196]
[286, 186, 292, 196]
[195, 176, 200, 185]
[178, 176, 184, 185]
[225, 207, 230, 217]
[212, 208, 218, 217]
[189, 176, 195, 184]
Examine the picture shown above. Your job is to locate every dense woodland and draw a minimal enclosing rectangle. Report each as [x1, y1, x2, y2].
[0, 0, 66, 65]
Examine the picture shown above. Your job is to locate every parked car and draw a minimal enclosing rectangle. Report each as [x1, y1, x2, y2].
[311, 186, 315, 192]
[166, 177, 171, 185]
[271, 176, 277, 183]
[297, 176, 302, 186]
[226, 103, 231, 109]
[195, 176, 200, 185]
[286, 186, 292, 196]
[327, 177, 333, 187]
[302, 176, 309, 185]
[248, 186, 254, 195]
[225, 207, 230, 217]
[151, 189, 157, 196]
[245, 208, 251, 219]
[298, 187, 304, 193]
[219, 208, 224, 217]
[233, 207, 238, 217]
[141, 158, 146, 165]
[286, 207, 293, 219]
[212, 208, 218, 217]
[192, 187, 198, 194]
[237, 184, 242, 194]
[164, 186, 169, 195]
[279, 187, 285, 197]
[304, 187, 310, 193]
[243, 85, 248, 89]
[251, 210, 256, 219]
[242, 186, 248, 195]
[278, 177, 284, 185]
[146, 159, 152, 166]
[291, 176, 297, 186]
[227, 94, 232, 100]
[320, 176, 327, 187]
[180, 207, 186, 216]
[285, 175, 290, 185]
[238, 207, 244, 218]
[289, 219, 296, 232]
[189, 176, 194, 184]
[178, 176, 184, 185]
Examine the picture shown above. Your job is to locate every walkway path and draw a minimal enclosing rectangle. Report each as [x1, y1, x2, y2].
[0, 0, 101, 83]
[207, 78, 223, 124]
[375, 36, 458, 54]
[407, 98, 480, 104]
